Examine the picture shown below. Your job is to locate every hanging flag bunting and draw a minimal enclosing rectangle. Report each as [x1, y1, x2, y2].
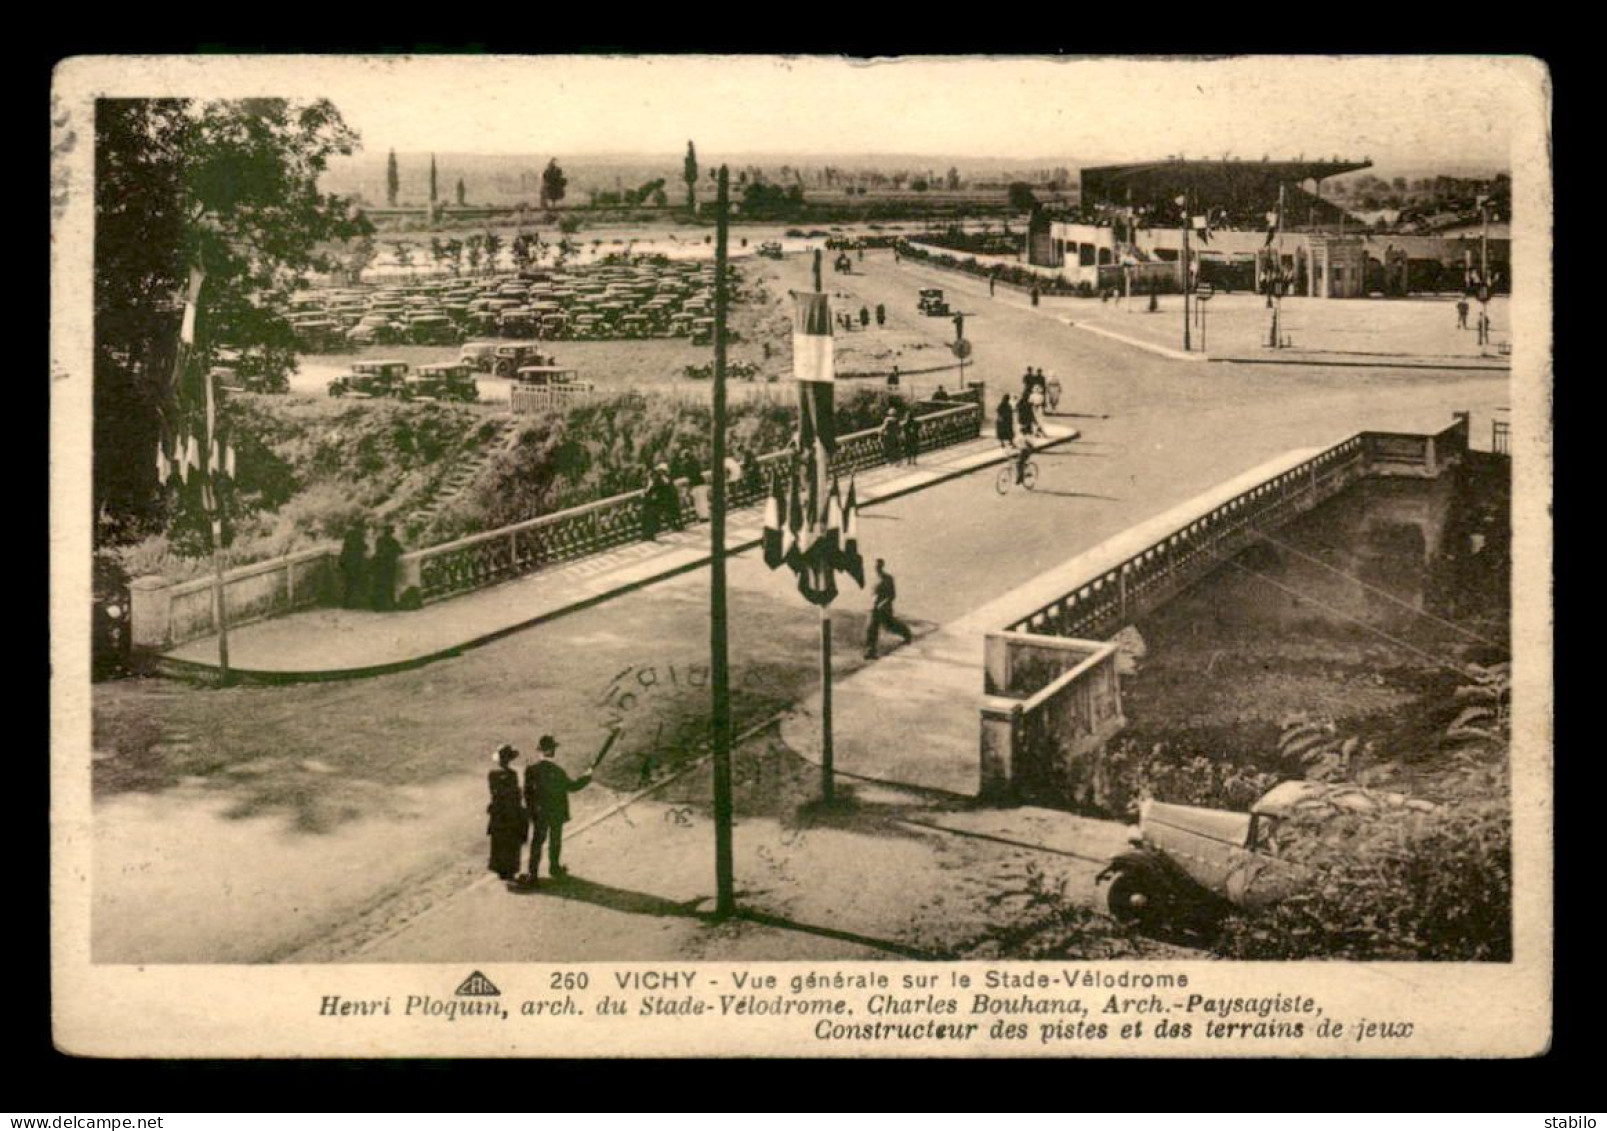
[837, 476, 865, 588]
[793, 290, 835, 454]
[782, 468, 804, 572]
[1192, 215, 1212, 244]
[762, 476, 785, 568]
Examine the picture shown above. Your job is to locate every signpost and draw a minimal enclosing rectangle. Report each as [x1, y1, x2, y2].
[1195, 283, 1214, 353]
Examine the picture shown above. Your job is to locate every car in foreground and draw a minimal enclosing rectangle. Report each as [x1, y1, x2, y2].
[329, 359, 410, 399]
[1096, 780, 1435, 927]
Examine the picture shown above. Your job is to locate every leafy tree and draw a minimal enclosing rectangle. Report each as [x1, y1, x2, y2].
[342, 233, 377, 284]
[1007, 181, 1038, 213]
[429, 154, 438, 207]
[482, 230, 503, 275]
[443, 237, 464, 276]
[510, 233, 532, 271]
[456, 177, 466, 206]
[465, 234, 482, 274]
[429, 237, 447, 272]
[683, 140, 698, 213]
[542, 158, 567, 207]
[386, 147, 398, 206]
[911, 177, 929, 192]
[946, 166, 961, 191]
[94, 98, 366, 539]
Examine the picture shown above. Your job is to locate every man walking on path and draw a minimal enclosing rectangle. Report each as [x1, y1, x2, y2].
[863, 558, 913, 659]
[522, 734, 593, 884]
[1457, 298, 1470, 330]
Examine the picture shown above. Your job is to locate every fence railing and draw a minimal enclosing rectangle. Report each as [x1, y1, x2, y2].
[401, 399, 983, 604]
[510, 384, 596, 415]
[1005, 434, 1371, 641]
[131, 545, 338, 650]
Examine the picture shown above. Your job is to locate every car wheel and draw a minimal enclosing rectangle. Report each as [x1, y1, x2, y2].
[1105, 869, 1162, 925]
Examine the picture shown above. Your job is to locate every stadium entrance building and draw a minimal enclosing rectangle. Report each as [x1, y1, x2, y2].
[1028, 158, 1506, 299]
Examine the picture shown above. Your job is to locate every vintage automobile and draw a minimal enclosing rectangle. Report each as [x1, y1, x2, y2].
[917, 287, 950, 316]
[1097, 780, 1436, 927]
[405, 313, 458, 346]
[756, 241, 784, 260]
[458, 340, 501, 372]
[328, 359, 410, 399]
[491, 341, 552, 378]
[348, 314, 407, 346]
[404, 363, 478, 403]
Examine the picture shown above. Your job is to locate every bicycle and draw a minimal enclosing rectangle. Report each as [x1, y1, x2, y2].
[996, 453, 1039, 494]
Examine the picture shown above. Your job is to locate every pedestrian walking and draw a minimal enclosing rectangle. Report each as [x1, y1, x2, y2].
[521, 734, 593, 883]
[1016, 388, 1037, 440]
[902, 407, 921, 466]
[369, 522, 402, 611]
[1457, 298, 1470, 330]
[996, 394, 1016, 449]
[859, 305, 870, 328]
[486, 744, 527, 882]
[863, 558, 913, 659]
[875, 303, 886, 326]
[338, 519, 368, 610]
[1030, 284, 1041, 307]
[989, 275, 997, 297]
[1029, 384, 1046, 434]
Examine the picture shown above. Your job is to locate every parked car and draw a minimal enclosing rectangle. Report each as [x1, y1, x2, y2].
[917, 288, 950, 316]
[491, 341, 552, 378]
[349, 315, 406, 346]
[405, 363, 479, 403]
[1096, 780, 1436, 928]
[329, 359, 410, 398]
[406, 314, 458, 346]
[458, 340, 501, 372]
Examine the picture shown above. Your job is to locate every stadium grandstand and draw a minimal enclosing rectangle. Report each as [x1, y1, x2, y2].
[1023, 156, 1506, 299]
[1078, 157, 1371, 231]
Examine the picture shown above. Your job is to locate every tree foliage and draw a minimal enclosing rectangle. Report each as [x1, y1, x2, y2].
[386, 147, 398, 206]
[683, 140, 698, 212]
[94, 98, 368, 542]
[541, 158, 568, 207]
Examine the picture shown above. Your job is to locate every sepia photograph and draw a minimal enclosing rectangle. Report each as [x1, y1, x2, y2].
[50, 53, 1552, 1058]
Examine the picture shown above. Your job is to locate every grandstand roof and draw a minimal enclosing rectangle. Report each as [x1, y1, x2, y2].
[1081, 158, 1372, 205]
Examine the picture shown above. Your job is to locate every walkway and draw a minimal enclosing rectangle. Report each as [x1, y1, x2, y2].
[164, 423, 1079, 679]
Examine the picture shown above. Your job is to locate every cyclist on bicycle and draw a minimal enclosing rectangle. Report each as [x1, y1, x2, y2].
[1015, 437, 1035, 485]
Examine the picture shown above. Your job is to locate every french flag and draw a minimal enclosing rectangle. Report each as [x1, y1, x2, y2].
[793, 291, 835, 455]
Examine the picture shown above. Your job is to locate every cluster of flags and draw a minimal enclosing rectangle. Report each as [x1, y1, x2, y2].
[760, 289, 864, 608]
[154, 266, 236, 507]
[762, 472, 864, 607]
[156, 426, 236, 488]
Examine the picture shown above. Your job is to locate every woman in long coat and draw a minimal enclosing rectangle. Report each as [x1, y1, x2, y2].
[486, 744, 527, 881]
[996, 394, 1016, 449]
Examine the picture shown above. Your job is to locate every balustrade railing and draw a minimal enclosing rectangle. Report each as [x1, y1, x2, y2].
[402, 399, 983, 604]
[1005, 434, 1369, 640]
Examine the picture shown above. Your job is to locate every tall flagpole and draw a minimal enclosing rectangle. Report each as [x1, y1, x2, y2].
[812, 247, 834, 805]
[203, 345, 231, 684]
[1181, 193, 1192, 352]
[710, 166, 735, 917]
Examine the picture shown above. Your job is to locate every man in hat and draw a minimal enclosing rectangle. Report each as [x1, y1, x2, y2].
[522, 735, 593, 883]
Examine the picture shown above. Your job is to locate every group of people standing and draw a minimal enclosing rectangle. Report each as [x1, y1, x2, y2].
[338, 519, 404, 612]
[996, 368, 1054, 450]
[486, 736, 594, 885]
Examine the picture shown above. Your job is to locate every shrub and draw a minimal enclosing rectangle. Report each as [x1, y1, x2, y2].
[1214, 790, 1512, 961]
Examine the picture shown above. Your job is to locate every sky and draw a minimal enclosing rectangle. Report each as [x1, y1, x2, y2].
[76, 54, 1538, 166]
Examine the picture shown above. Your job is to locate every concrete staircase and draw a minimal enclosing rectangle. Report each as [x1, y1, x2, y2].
[406, 418, 520, 530]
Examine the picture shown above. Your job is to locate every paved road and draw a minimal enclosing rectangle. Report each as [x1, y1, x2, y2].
[92, 250, 1509, 963]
